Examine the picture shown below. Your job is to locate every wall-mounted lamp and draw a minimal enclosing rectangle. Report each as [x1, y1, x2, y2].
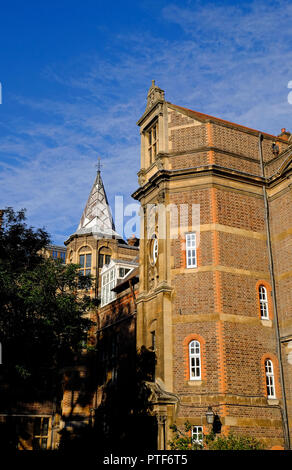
[206, 406, 215, 425]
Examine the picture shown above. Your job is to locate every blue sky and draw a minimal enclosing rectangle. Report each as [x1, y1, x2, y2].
[0, 0, 292, 244]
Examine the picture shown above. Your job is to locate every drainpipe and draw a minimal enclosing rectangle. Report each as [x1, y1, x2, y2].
[129, 278, 137, 346]
[258, 133, 290, 449]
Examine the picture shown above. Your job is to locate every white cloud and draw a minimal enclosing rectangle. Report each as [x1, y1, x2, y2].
[0, 0, 292, 244]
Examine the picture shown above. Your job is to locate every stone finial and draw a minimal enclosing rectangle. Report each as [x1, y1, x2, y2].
[278, 128, 291, 141]
[146, 80, 165, 111]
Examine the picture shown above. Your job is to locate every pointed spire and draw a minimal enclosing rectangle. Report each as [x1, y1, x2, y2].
[75, 162, 120, 239]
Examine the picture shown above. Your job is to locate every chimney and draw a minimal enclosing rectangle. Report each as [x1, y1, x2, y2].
[278, 128, 291, 141]
[127, 235, 139, 247]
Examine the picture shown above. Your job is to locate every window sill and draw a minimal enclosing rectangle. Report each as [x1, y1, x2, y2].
[261, 319, 272, 327]
[267, 398, 279, 406]
[188, 380, 202, 386]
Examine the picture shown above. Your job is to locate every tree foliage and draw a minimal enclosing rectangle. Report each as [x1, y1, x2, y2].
[169, 422, 203, 450]
[0, 208, 93, 400]
[206, 432, 264, 450]
[169, 421, 264, 451]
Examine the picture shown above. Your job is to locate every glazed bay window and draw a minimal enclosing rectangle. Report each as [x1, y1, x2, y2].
[101, 264, 116, 307]
[147, 121, 158, 165]
[118, 267, 131, 278]
[186, 233, 197, 268]
[100, 260, 134, 307]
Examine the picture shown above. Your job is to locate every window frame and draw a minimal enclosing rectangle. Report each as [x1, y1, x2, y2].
[101, 265, 116, 307]
[147, 121, 159, 165]
[78, 252, 92, 277]
[259, 285, 269, 320]
[52, 250, 59, 259]
[189, 340, 201, 381]
[32, 417, 50, 450]
[185, 232, 197, 269]
[191, 425, 203, 445]
[98, 252, 111, 269]
[265, 359, 276, 398]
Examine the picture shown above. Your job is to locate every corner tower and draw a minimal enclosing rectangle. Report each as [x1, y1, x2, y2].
[62, 165, 140, 431]
[65, 166, 137, 297]
[133, 82, 291, 450]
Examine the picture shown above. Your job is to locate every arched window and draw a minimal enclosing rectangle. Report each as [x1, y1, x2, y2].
[77, 246, 92, 290]
[79, 252, 92, 276]
[259, 285, 269, 319]
[265, 359, 276, 398]
[189, 340, 201, 380]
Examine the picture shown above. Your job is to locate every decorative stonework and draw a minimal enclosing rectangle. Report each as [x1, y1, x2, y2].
[156, 157, 164, 171]
[138, 169, 146, 186]
[146, 80, 165, 112]
[145, 379, 179, 406]
[157, 190, 165, 203]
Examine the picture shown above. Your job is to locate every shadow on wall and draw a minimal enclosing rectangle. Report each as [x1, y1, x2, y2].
[0, 301, 157, 452]
[58, 302, 157, 454]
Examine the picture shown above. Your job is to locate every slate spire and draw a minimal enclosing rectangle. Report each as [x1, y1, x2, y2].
[75, 165, 120, 239]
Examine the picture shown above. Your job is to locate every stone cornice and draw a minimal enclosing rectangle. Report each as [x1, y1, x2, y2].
[132, 165, 266, 201]
[133, 157, 292, 201]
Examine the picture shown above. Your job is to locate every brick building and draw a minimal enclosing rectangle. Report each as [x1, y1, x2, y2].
[4, 81, 292, 450]
[131, 81, 292, 450]
[60, 168, 141, 450]
[61, 81, 292, 450]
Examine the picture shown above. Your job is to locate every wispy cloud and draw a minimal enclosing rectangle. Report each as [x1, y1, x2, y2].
[0, 0, 292, 244]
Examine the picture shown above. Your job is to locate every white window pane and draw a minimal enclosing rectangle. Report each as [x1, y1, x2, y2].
[186, 233, 197, 268]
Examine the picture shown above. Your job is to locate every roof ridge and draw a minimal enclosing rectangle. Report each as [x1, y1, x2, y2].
[169, 103, 281, 139]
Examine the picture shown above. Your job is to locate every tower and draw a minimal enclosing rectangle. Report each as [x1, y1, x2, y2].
[62, 166, 139, 436]
[64, 165, 136, 297]
[132, 81, 292, 449]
